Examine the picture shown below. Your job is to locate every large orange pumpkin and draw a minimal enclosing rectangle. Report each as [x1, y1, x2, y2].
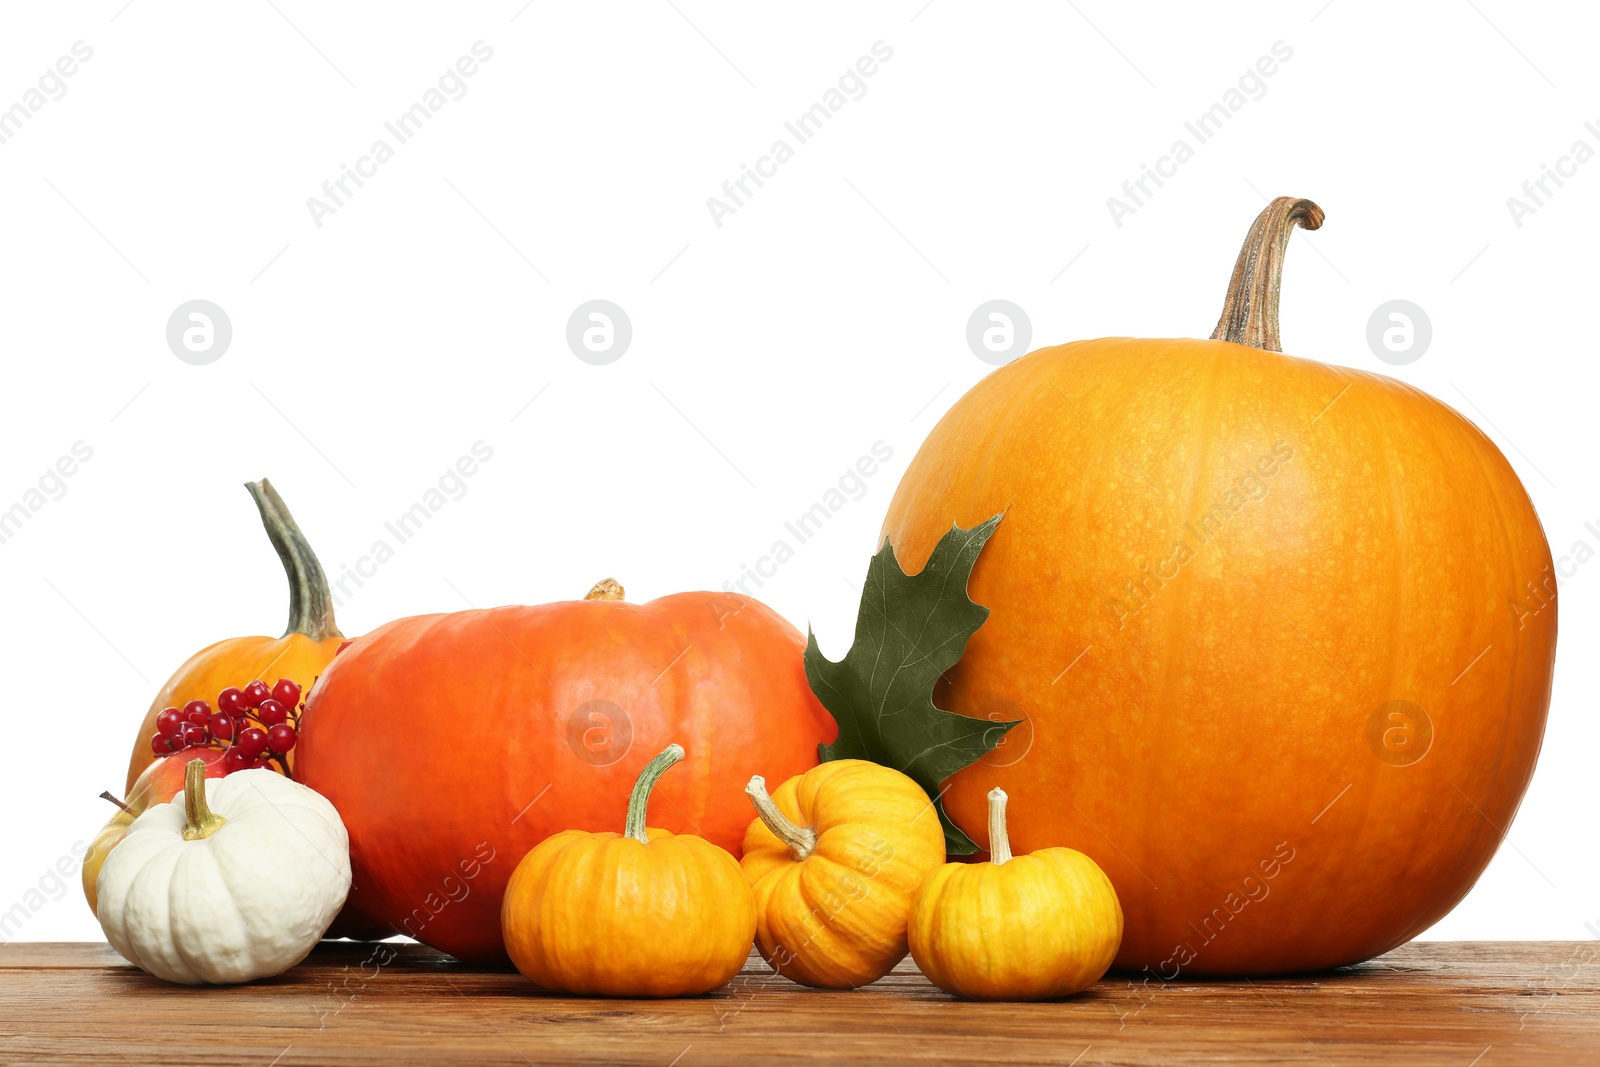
[881, 197, 1556, 976]
[124, 479, 345, 793]
[294, 579, 836, 964]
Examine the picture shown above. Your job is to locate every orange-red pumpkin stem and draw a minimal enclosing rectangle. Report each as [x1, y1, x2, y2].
[625, 743, 685, 842]
[245, 478, 341, 643]
[1211, 196, 1324, 353]
[584, 578, 625, 601]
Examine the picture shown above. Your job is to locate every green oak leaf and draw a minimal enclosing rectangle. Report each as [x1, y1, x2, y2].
[805, 514, 1017, 855]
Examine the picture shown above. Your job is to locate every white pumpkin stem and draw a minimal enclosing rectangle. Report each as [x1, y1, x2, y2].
[744, 776, 817, 862]
[624, 743, 683, 843]
[987, 788, 1013, 866]
[182, 759, 227, 841]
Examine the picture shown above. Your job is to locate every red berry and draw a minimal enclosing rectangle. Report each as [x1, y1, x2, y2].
[182, 723, 209, 747]
[151, 734, 178, 755]
[242, 680, 271, 708]
[252, 757, 274, 770]
[183, 699, 211, 721]
[256, 699, 287, 727]
[237, 726, 268, 758]
[210, 713, 235, 740]
[217, 687, 245, 715]
[266, 723, 297, 754]
[271, 679, 302, 707]
[156, 708, 184, 738]
[222, 747, 250, 773]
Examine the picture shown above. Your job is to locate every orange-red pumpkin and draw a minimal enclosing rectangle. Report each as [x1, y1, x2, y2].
[124, 480, 344, 793]
[881, 198, 1557, 975]
[295, 579, 835, 964]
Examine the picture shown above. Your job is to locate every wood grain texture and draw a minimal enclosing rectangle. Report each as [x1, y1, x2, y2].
[2, 941, 1597, 1065]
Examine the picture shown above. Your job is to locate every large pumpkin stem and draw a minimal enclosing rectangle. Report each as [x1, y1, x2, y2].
[745, 776, 817, 862]
[1210, 196, 1324, 353]
[624, 743, 684, 843]
[245, 479, 341, 642]
[182, 759, 227, 841]
[987, 788, 1012, 866]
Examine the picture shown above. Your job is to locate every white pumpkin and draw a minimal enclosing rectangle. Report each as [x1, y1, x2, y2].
[96, 761, 351, 984]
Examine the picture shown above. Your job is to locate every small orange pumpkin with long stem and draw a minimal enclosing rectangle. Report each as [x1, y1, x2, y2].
[122, 478, 345, 793]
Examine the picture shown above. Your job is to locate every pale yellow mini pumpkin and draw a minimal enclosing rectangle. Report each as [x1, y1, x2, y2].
[909, 788, 1121, 1000]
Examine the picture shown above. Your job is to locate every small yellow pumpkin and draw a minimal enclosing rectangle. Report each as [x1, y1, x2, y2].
[741, 760, 945, 988]
[500, 743, 755, 997]
[909, 788, 1122, 1000]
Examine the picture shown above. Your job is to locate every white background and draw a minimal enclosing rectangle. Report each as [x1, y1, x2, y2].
[0, 1, 1594, 944]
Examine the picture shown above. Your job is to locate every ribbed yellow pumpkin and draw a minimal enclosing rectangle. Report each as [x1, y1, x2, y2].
[740, 760, 945, 988]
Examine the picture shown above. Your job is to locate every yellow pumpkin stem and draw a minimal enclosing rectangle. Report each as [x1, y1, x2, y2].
[1210, 196, 1324, 353]
[744, 776, 817, 862]
[987, 788, 1012, 866]
[624, 743, 684, 843]
[182, 759, 227, 841]
[246, 478, 342, 642]
[584, 578, 625, 601]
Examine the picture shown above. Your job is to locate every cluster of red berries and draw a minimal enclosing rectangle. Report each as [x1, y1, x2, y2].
[150, 678, 303, 774]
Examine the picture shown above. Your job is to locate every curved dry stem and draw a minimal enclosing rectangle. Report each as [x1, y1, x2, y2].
[1210, 196, 1324, 353]
[745, 775, 817, 861]
[245, 478, 341, 642]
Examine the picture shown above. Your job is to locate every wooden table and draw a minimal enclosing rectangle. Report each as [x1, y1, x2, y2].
[2, 941, 1596, 1065]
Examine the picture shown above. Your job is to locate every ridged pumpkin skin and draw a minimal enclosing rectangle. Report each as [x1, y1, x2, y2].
[740, 760, 946, 987]
[297, 591, 836, 963]
[882, 336, 1556, 975]
[909, 848, 1122, 1000]
[502, 827, 755, 997]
